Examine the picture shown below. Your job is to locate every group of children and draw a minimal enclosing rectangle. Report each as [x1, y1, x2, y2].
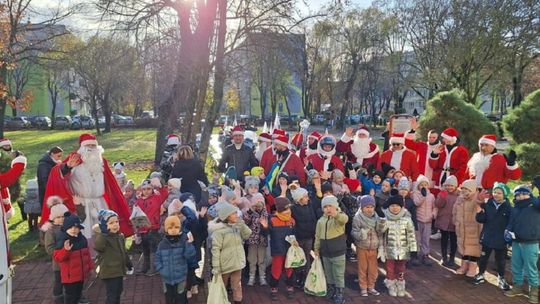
[40, 160, 540, 304]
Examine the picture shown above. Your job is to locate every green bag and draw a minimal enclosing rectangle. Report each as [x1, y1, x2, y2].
[304, 254, 327, 297]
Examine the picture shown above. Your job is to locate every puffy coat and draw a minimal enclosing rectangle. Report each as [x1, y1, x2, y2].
[475, 199, 511, 250]
[269, 215, 295, 256]
[44, 224, 62, 271]
[155, 233, 197, 285]
[434, 190, 459, 232]
[351, 213, 386, 250]
[508, 197, 540, 243]
[244, 208, 268, 246]
[412, 190, 436, 224]
[210, 221, 252, 275]
[54, 247, 94, 283]
[314, 212, 348, 258]
[135, 187, 168, 233]
[291, 202, 318, 240]
[453, 195, 483, 257]
[382, 208, 417, 260]
[94, 228, 133, 279]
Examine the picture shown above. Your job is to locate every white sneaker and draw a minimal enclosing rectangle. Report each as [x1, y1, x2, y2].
[191, 285, 199, 295]
[247, 276, 256, 286]
[430, 232, 442, 240]
[259, 276, 268, 286]
[186, 291, 192, 299]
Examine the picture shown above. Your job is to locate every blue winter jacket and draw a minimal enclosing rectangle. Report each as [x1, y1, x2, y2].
[508, 196, 540, 244]
[155, 233, 196, 285]
[476, 199, 512, 249]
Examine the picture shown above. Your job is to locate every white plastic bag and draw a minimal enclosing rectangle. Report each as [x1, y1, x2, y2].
[285, 235, 306, 268]
[129, 205, 150, 229]
[304, 252, 327, 297]
[207, 275, 230, 304]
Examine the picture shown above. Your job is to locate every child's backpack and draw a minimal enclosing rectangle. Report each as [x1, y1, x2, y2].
[23, 179, 41, 215]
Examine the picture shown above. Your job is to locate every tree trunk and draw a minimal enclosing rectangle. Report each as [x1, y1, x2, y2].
[337, 59, 360, 129]
[199, 0, 227, 163]
[512, 70, 523, 108]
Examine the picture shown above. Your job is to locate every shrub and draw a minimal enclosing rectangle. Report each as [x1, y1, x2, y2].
[417, 89, 496, 151]
[503, 89, 540, 144]
[513, 142, 540, 179]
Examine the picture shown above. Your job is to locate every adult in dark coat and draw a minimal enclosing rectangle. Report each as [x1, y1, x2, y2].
[37, 147, 63, 207]
[217, 125, 258, 182]
[171, 145, 209, 203]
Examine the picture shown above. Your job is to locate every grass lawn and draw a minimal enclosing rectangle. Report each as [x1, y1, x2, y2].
[7, 128, 157, 262]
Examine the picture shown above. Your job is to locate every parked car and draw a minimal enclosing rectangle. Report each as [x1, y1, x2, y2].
[71, 115, 95, 129]
[112, 115, 135, 127]
[97, 116, 106, 128]
[54, 116, 72, 129]
[34, 116, 52, 129]
[141, 111, 154, 119]
[6, 116, 30, 129]
[313, 114, 325, 125]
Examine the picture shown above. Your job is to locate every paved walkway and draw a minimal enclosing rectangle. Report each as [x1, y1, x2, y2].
[12, 239, 531, 304]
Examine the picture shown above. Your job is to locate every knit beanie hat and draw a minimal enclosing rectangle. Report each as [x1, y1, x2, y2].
[385, 195, 404, 208]
[321, 195, 339, 209]
[277, 172, 289, 183]
[62, 212, 84, 231]
[218, 203, 237, 221]
[358, 195, 375, 208]
[372, 170, 384, 179]
[123, 180, 135, 192]
[221, 186, 236, 202]
[461, 179, 478, 193]
[443, 175, 458, 187]
[321, 181, 333, 194]
[397, 178, 411, 191]
[49, 203, 69, 221]
[250, 166, 265, 177]
[332, 169, 345, 180]
[307, 169, 320, 184]
[168, 178, 182, 190]
[290, 186, 308, 203]
[415, 174, 430, 188]
[513, 185, 532, 198]
[98, 209, 118, 227]
[275, 197, 291, 213]
[164, 216, 181, 234]
[179, 192, 194, 203]
[245, 176, 260, 189]
[493, 182, 510, 199]
[249, 193, 265, 208]
[141, 179, 152, 188]
[149, 171, 162, 179]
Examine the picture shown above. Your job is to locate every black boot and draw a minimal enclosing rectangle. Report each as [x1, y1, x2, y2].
[326, 284, 336, 300]
[447, 253, 456, 267]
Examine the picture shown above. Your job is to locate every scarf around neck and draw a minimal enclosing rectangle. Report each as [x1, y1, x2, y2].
[276, 211, 292, 222]
[358, 212, 377, 228]
[383, 207, 408, 221]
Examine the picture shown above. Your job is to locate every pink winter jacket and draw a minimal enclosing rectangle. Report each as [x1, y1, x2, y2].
[412, 190, 436, 224]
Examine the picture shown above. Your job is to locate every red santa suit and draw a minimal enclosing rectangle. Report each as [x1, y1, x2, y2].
[404, 131, 441, 184]
[336, 127, 379, 169]
[260, 129, 287, 173]
[299, 131, 321, 163]
[306, 135, 345, 176]
[1, 156, 26, 220]
[429, 129, 469, 186]
[40, 134, 133, 237]
[377, 133, 419, 180]
[265, 135, 306, 186]
[466, 134, 522, 189]
[255, 132, 272, 161]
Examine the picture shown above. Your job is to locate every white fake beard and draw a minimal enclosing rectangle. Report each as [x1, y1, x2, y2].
[351, 137, 371, 160]
[467, 152, 491, 178]
[255, 142, 268, 160]
[78, 145, 105, 175]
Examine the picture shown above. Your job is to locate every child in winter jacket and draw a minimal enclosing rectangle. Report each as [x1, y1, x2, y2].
[473, 182, 512, 290]
[375, 179, 392, 215]
[331, 169, 350, 196]
[113, 161, 127, 190]
[123, 180, 137, 211]
[360, 170, 384, 196]
[53, 212, 94, 304]
[314, 195, 349, 304]
[434, 175, 459, 267]
[453, 179, 483, 278]
[244, 193, 269, 286]
[412, 175, 436, 266]
[352, 195, 386, 297]
[504, 185, 540, 303]
[135, 178, 169, 275]
[43, 196, 86, 304]
[211, 203, 252, 304]
[160, 178, 182, 230]
[156, 215, 196, 304]
[382, 195, 417, 298]
[93, 209, 133, 304]
[268, 197, 297, 300]
[290, 185, 318, 287]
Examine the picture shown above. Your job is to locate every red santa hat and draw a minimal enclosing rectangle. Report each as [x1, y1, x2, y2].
[166, 134, 181, 146]
[0, 138, 12, 148]
[231, 125, 244, 136]
[356, 126, 370, 137]
[389, 133, 405, 145]
[79, 133, 98, 147]
[274, 134, 289, 147]
[258, 132, 272, 143]
[291, 133, 303, 149]
[441, 128, 459, 144]
[478, 134, 496, 147]
[272, 128, 286, 139]
[308, 131, 322, 141]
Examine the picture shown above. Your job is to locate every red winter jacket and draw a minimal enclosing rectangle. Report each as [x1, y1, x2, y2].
[429, 145, 469, 186]
[306, 154, 345, 175]
[54, 247, 94, 283]
[136, 187, 169, 233]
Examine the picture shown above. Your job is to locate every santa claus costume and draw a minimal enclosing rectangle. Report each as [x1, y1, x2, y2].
[1, 155, 27, 220]
[306, 135, 345, 177]
[264, 135, 306, 186]
[336, 126, 379, 169]
[40, 134, 133, 238]
[299, 131, 321, 163]
[260, 129, 287, 174]
[378, 133, 419, 180]
[255, 132, 272, 161]
[405, 130, 441, 185]
[466, 134, 522, 189]
[429, 128, 469, 186]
